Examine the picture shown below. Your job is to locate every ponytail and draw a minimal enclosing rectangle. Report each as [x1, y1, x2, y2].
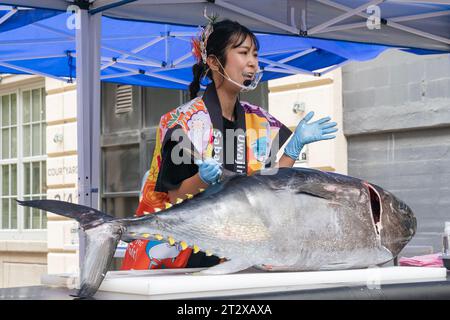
[189, 62, 207, 100]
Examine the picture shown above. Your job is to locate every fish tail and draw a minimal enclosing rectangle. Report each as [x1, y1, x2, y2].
[17, 199, 123, 298]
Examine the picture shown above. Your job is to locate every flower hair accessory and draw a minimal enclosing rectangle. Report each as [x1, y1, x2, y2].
[191, 8, 219, 64]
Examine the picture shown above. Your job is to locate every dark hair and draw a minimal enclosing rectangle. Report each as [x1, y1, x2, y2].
[188, 19, 260, 100]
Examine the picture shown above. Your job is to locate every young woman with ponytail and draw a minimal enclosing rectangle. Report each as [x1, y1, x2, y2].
[121, 18, 338, 271]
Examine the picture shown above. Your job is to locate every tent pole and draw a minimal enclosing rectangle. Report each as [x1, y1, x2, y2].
[312, 22, 368, 35]
[0, 54, 67, 61]
[111, 63, 191, 86]
[0, 7, 17, 25]
[173, 52, 193, 66]
[101, 71, 136, 80]
[259, 57, 315, 75]
[0, 61, 69, 82]
[76, 9, 102, 269]
[101, 36, 164, 71]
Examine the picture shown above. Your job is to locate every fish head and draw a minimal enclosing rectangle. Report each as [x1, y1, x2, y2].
[366, 182, 416, 256]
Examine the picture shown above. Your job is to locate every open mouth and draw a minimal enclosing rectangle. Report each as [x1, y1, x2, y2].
[366, 182, 382, 236]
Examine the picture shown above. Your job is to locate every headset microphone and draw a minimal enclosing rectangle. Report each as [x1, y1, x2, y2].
[213, 56, 263, 92]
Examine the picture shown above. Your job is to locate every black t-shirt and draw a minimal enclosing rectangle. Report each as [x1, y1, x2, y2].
[156, 115, 240, 192]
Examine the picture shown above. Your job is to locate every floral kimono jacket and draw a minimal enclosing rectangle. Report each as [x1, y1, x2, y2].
[121, 84, 292, 270]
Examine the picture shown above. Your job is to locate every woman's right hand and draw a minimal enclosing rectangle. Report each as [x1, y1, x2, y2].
[194, 158, 222, 185]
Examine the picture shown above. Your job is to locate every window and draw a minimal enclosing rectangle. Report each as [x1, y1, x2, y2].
[1, 93, 17, 230]
[0, 87, 47, 232]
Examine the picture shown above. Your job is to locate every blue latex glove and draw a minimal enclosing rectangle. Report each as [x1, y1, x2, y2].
[284, 111, 338, 160]
[194, 158, 222, 185]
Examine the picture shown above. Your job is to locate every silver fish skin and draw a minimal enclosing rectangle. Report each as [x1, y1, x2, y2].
[17, 167, 416, 298]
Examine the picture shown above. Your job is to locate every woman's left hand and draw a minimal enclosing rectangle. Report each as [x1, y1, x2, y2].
[284, 111, 338, 160]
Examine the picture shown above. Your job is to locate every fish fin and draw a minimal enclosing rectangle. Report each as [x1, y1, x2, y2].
[219, 168, 245, 182]
[17, 199, 122, 298]
[198, 259, 253, 275]
[17, 199, 115, 230]
[296, 190, 331, 200]
[76, 223, 123, 298]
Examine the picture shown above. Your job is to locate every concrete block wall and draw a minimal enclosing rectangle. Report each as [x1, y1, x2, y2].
[45, 78, 79, 275]
[343, 50, 450, 252]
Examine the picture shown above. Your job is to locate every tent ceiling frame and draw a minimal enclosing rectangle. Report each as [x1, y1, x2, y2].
[0, 37, 74, 45]
[102, 57, 160, 67]
[172, 52, 194, 66]
[262, 48, 318, 75]
[389, 9, 450, 22]
[315, 60, 348, 75]
[392, 0, 450, 4]
[309, 0, 384, 35]
[313, 21, 368, 34]
[0, 60, 68, 81]
[259, 56, 315, 76]
[100, 70, 136, 80]
[33, 20, 167, 64]
[0, 22, 335, 85]
[0, 1, 67, 11]
[263, 67, 299, 75]
[31, 20, 198, 73]
[89, 0, 208, 15]
[111, 63, 191, 86]
[152, 62, 193, 71]
[0, 5, 33, 10]
[311, 9, 450, 35]
[2, 1, 447, 88]
[0, 7, 17, 25]
[315, 0, 450, 45]
[0, 53, 67, 61]
[213, 0, 300, 34]
[89, 0, 137, 15]
[259, 48, 309, 57]
[101, 36, 164, 70]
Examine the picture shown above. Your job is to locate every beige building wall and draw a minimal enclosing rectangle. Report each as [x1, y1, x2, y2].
[45, 78, 79, 275]
[268, 69, 347, 174]
[0, 75, 47, 288]
[0, 75, 80, 288]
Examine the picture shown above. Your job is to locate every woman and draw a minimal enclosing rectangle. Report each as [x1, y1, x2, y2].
[121, 18, 338, 270]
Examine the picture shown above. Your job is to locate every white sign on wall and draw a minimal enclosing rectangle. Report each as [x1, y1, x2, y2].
[47, 156, 78, 186]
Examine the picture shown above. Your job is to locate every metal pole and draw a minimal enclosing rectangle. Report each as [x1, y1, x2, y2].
[75, 8, 102, 269]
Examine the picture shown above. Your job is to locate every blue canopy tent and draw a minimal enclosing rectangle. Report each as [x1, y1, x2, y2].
[0, 1, 448, 265]
[0, 10, 401, 88]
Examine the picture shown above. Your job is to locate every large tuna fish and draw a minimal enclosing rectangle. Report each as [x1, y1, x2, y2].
[18, 167, 416, 298]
